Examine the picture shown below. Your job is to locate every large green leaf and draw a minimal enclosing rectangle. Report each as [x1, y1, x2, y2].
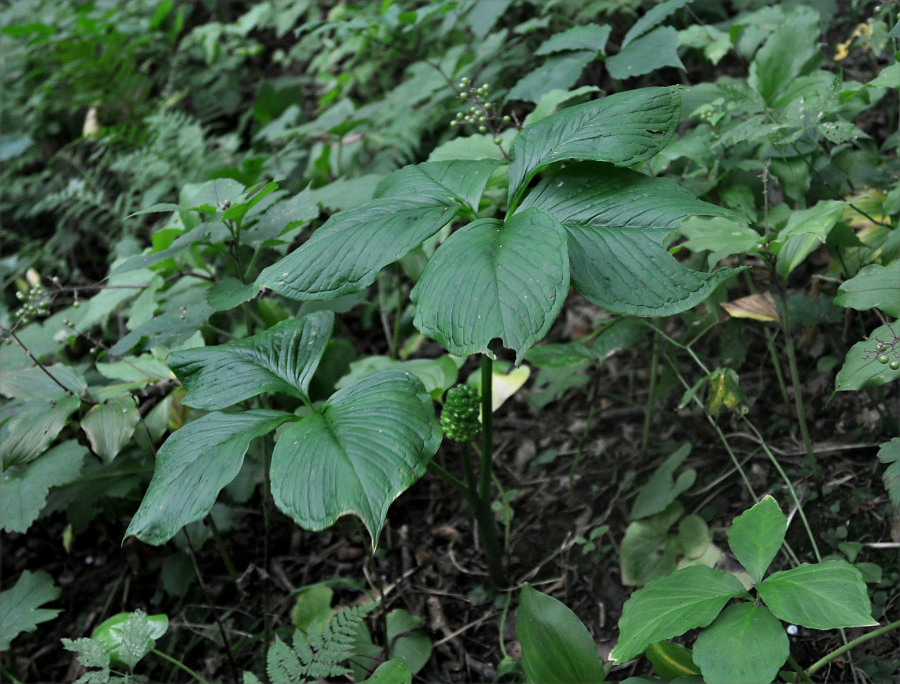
[80, 396, 141, 463]
[373, 158, 499, 213]
[756, 560, 878, 629]
[411, 208, 569, 363]
[0, 364, 87, 400]
[519, 163, 742, 315]
[835, 262, 900, 317]
[507, 87, 680, 207]
[270, 370, 440, 547]
[748, 6, 820, 105]
[611, 565, 748, 664]
[727, 496, 786, 585]
[256, 160, 498, 301]
[168, 312, 334, 410]
[0, 570, 61, 651]
[0, 395, 81, 468]
[517, 584, 606, 683]
[607, 26, 685, 80]
[693, 603, 788, 684]
[126, 410, 291, 545]
[878, 438, 900, 514]
[256, 201, 456, 300]
[0, 441, 86, 534]
[566, 223, 739, 315]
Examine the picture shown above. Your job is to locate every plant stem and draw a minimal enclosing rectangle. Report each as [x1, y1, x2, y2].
[477, 351, 505, 587]
[151, 648, 211, 684]
[642, 323, 660, 453]
[806, 619, 900, 677]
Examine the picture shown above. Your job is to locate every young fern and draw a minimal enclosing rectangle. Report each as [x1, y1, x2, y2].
[245, 603, 375, 684]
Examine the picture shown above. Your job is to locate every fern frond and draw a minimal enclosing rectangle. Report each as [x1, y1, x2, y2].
[262, 603, 375, 684]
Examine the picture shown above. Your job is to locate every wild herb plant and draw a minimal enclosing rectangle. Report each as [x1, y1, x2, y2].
[2, 1, 900, 681]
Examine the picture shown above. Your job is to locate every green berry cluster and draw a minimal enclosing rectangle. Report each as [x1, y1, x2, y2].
[441, 384, 481, 443]
[873, 339, 900, 371]
[450, 77, 511, 143]
[14, 283, 51, 324]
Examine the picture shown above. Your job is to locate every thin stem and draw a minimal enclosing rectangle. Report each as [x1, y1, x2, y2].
[806, 620, 900, 677]
[427, 460, 475, 504]
[775, 291, 821, 480]
[0, 325, 83, 399]
[642, 323, 661, 453]
[151, 648, 211, 684]
[741, 419, 821, 562]
[205, 514, 241, 593]
[479, 353, 494, 505]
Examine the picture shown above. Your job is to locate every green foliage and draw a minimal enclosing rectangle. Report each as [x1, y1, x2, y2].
[0, 571, 61, 651]
[2, 0, 899, 680]
[517, 584, 606, 683]
[253, 603, 375, 684]
[612, 497, 878, 683]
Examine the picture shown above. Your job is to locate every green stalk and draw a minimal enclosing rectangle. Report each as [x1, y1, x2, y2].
[477, 352, 505, 587]
[805, 619, 900, 677]
[641, 323, 660, 453]
[151, 649, 211, 684]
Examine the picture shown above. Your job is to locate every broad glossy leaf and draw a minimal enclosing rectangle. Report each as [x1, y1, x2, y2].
[519, 163, 742, 315]
[126, 410, 290, 545]
[508, 52, 596, 104]
[507, 87, 679, 206]
[169, 312, 333, 410]
[81, 396, 141, 463]
[0, 570, 60, 650]
[693, 603, 788, 684]
[757, 560, 878, 629]
[0, 441, 86, 534]
[878, 438, 900, 514]
[535, 24, 611, 55]
[411, 209, 568, 363]
[611, 565, 748, 664]
[621, 0, 691, 47]
[835, 262, 900, 316]
[727, 496, 786, 585]
[257, 160, 499, 301]
[0, 364, 86, 400]
[257, 201, 456, 300]
[373, 159, 500, 213]
[607, 26, 685, 80]
[567, 223, 739, 315]
[0, 395, 81, 467]
[517, 584, 606, 683]
[835, 320, 900, 391]
[270, 370, 440, 546]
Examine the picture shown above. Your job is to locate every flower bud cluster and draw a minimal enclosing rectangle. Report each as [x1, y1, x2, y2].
[450, 78, 512, 143]
[14, 284, 51, 324]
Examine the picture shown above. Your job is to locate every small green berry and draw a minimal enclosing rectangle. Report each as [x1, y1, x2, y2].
[877, 353, 889, 364]
[891, 359, 900, 371]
